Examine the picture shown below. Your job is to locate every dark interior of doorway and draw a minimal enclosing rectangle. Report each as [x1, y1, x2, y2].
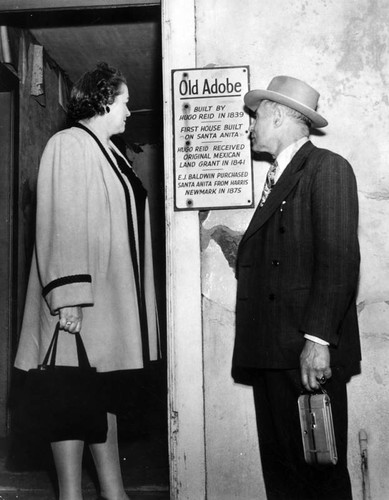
[1, 4, 168, 498]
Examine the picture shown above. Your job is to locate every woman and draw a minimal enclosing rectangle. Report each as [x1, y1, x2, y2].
[14, 62, 160, 500]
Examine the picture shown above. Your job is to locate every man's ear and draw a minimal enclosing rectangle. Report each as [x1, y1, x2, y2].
[273, 105, 284, 128]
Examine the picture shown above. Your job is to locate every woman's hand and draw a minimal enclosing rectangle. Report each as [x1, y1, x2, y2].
[59, 306, 83, 333]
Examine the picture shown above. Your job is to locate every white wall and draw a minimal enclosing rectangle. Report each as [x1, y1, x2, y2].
[164, 0, 389, 498]
[198, 0, 389, 499]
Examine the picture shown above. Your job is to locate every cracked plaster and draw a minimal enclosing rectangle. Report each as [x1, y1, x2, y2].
[194, 1, 389, 497]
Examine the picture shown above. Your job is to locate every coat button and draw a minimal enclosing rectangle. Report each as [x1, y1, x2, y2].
[279, 226, 286, 233]
[269, 293, 275, 301]
[272, 260, 280, 266]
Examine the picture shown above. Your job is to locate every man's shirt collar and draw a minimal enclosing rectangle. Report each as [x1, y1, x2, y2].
[274, 136, 309, 182]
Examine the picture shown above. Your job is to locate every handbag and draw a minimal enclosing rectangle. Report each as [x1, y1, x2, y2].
[298, 386, 338, 466]
[13, 322, 108, 443]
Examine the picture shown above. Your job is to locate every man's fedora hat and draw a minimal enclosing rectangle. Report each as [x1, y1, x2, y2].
[244, 75, 328, 128]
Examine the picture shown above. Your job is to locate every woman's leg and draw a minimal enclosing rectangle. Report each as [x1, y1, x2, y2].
[89, 413, 129, 500]
[51, 440, 84, 500]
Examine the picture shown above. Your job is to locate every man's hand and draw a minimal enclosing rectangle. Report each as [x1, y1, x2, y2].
[300, 340, 332, 391]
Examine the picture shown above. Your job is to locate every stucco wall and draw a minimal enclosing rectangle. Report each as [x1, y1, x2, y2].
[196, 0, 389, 498]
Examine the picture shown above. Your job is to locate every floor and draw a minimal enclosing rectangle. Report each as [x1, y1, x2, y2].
[0, 365, 170, 500]
[0, 423, 170, 500]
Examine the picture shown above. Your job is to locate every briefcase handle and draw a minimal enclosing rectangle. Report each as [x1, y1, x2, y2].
[40, 322, 92, 370]
[300, 383, 328, 397]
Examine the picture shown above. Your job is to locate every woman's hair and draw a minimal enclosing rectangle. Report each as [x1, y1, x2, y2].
[67, 62, 127, 121]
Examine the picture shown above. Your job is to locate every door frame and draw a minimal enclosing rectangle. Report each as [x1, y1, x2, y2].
[0, 0, 158, 11]
[161, 1, 206, 498]
[0, 63, 20, 436]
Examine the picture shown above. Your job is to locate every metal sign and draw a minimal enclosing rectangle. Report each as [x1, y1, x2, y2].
[172, 66, 253, 210]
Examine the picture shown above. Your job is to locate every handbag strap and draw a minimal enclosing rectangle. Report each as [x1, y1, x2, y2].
[74, 331, 92, 369]
[41, 322, 60, 367]
[41, 322, 92, 369]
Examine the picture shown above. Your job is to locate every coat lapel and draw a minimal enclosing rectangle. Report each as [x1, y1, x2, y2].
[240, 141, 315, 246]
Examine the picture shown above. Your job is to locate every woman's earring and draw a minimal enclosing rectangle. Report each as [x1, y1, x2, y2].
[105, 106, 110, 113]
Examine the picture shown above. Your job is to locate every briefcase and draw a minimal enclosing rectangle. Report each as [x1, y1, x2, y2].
[298, 388, 338, 466]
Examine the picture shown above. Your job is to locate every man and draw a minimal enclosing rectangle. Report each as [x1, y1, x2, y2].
[232, 76, 361, 499]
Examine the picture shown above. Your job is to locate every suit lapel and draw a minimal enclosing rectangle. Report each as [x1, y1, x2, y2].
[240, 141, 315, 246]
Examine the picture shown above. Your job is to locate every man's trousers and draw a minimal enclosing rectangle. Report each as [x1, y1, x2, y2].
[252, 368, 353, 500]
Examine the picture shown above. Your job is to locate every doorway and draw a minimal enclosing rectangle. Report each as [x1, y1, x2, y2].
[0, 3, 168, 498]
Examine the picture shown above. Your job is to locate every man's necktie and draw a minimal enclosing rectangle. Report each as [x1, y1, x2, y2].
[259, 160, 278, 207]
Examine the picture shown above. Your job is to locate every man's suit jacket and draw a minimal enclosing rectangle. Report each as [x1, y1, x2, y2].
[232, 141, 361, 379]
